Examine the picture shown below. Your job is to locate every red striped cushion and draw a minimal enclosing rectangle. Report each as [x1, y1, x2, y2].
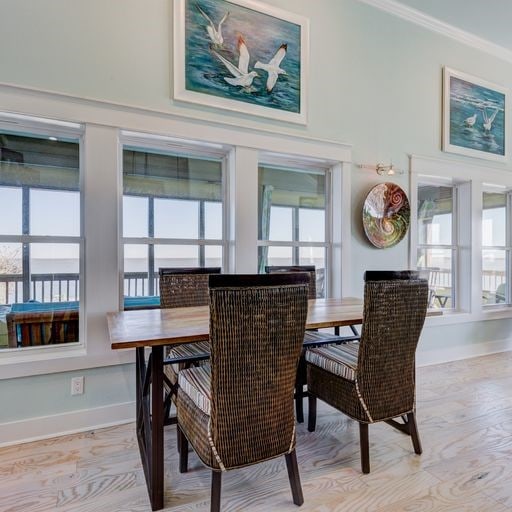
[305, 343, 359, 381]
[178, 365, 212, 415]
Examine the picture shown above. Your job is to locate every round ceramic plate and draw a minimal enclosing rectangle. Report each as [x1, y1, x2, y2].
[362, 183, 410, 248]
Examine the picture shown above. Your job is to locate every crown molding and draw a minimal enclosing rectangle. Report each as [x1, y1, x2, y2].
[358, 0, 512, 64]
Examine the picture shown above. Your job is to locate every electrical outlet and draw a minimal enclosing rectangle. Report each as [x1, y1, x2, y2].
[71, 376, 84, 395]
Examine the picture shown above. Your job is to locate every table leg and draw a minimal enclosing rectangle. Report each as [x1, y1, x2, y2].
[136, 346, 164, 511]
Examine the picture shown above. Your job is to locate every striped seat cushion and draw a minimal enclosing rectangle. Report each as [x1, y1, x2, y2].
[303, 330, 344, 346]
[305, 342, 359, 381]
[178, 365, 212, 415]
[164, 341, 210, 385]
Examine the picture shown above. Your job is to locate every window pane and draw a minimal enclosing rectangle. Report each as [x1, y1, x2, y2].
[205, 245, 222, 267]
[155, 244, 199, 270]
[417, 248, 453, 309]
[259, 165, 326, 241]
[258, 246, 293, 270]
[299, 208, 325, 243]
[30, 190, 80, 236]
[123, 196, 148, 237]
[0, 132, 81, 350]
[124, 244, 149, 297]
[418, 185, 453, 245]
[482, 192, 506, 247]
[30, 243, 79, 301]
[269, 206, 293, 241]
[154, 199, 198, 239]
[482, 249, 507, 305]
[0, 187, 22, 235]
[299, 247, 326, 298]
[204, 202, 222, 240]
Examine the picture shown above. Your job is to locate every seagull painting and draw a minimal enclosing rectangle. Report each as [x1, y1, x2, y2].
[482, 108, 499, 132]
[255, 44, 287, 92]
[196, 4, 229, 47]
[213, 36, 258, 89]
[464, 112, 477, 127]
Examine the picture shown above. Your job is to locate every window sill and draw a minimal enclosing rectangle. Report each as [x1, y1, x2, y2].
[0, 344, 135, 380]
[424, 310, 472, 327]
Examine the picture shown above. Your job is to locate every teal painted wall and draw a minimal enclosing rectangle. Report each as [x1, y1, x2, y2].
[1, 0, 512, 426]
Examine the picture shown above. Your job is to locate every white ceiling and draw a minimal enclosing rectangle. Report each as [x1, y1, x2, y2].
[395, 0, 512, 51]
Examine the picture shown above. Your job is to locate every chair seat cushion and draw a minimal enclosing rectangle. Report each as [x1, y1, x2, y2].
[164, 340, 210, 385]
[178, 365, 212, 415]
[303, 330, 346, 347]
[305, 342, 359, 381]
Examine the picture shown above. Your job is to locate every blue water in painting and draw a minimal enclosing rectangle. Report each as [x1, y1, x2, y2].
[450, 76, 505, 156]
[185, 0, 301, 113]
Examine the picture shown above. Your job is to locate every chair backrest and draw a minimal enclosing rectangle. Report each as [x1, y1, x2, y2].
[158, 267, 221, 308]
[358, 270, 428, 420]
[208, 273, 309, 469]
[265, 265, 317, 299]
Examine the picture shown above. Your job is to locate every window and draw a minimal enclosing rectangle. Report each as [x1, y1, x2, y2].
[122, 147, 224, 297]
[0, 131, 81, 350]
[257, 164, 329, 297]
[417, 183, 456, 309]
[482, 191, 509, 306]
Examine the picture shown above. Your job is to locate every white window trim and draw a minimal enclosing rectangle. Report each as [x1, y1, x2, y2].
[411, 154, 512, 326]
[0, 85, 352, 379]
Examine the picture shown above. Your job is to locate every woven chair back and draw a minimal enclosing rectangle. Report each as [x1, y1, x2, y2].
[158, 267, 221, 308]
[265, 265, 316, 299]
[207, 273, 309, 469]
[357, 271, 428, 420]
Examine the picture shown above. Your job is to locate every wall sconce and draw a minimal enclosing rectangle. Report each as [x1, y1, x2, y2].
[358, 163, 404, 176]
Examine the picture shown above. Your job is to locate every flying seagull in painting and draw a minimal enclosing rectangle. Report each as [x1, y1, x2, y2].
[196, 4, 229, 47]
[464, 112, 477, 127]
[255, 44, 288, 92]
[482, 107, 499, 132]
[213, 36, 258, 88]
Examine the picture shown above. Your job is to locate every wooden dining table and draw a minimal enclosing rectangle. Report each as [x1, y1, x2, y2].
[107, 297, 433, 510]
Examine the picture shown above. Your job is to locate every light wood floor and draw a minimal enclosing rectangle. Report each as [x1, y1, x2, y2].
[2, 352, 512, 511]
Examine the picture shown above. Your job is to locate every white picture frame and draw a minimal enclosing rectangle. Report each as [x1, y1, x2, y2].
[442, 67, 508, 162]
[173, 0, 309, 124]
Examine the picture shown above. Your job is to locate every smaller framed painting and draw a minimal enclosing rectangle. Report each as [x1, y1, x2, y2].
[173, 0, 309, 124]
[443, 67, 508, 162]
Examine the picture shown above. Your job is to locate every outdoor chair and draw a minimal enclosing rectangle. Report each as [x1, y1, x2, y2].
[160, 267, 221, 422]
[306, 270, 428, 474]
[265, 265, 352, 423]
[176, 273, 309, 512]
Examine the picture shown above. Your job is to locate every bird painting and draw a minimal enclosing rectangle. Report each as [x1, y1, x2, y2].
[212, 36, 259, 89]
[196, 3, 229, 48]
[464, 112, 477, 127]
[255, 43, 287, 92]
[482, 108, 499, 132]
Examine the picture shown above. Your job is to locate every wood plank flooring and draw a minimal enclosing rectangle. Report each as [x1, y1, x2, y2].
[2, 352, 512, 511]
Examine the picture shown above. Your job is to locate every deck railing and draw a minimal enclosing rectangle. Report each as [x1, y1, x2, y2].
[0, 269, 507, 305]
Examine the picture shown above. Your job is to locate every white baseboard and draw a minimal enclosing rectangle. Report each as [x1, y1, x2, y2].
[0, 401, 135, 448]
[417, 337, 512, 367]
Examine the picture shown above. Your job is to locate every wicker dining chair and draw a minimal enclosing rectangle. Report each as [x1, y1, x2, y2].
[265, 265, 348, 423]
[160, 267, 221, 419]
[176, 273, 309, 512]
[306, 270, 428, 474]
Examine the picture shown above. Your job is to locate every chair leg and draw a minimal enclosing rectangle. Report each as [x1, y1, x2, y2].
[211, 471, 222, 512]
[285, 450, 304, 506]
[177, 426, 189, 473]
[359, 422, 370, 474]
[407, 412, 422, 455]
[295, 355, 307, 423]
[308, 395, 317, 432]
[295, 383, 304, 423]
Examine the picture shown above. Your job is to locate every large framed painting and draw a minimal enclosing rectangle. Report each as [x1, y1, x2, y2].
[173, 0, 309, 124]
[443, 67, 508, 162]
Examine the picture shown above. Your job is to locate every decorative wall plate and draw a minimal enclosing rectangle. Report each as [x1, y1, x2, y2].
[362, 183, 410, 248]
